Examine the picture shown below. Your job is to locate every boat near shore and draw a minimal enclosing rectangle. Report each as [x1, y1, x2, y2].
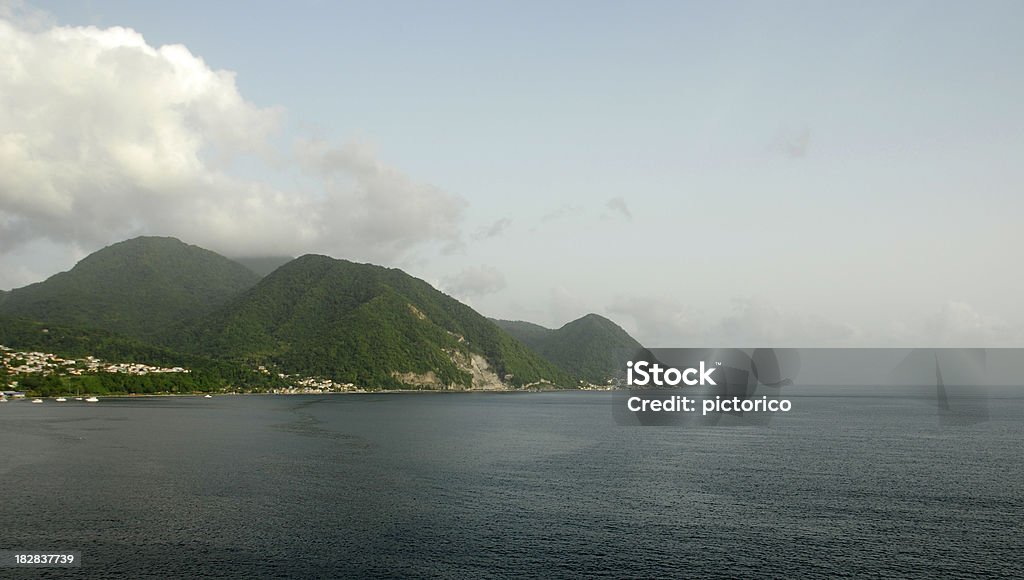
[32, 398, 44, 403]
[56, 397, 67, 402]
[85, 396, 99, 403]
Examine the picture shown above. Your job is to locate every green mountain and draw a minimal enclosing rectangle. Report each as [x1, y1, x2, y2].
[173, 255, 572, 390]
[493, 314, 645, 383]
[2, 237, 637, 391]
[231, 256, 294, 277]
[0, 237, 260, 341]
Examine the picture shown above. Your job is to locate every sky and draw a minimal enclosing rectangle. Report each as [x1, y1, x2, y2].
[1, 0, 1022, 346]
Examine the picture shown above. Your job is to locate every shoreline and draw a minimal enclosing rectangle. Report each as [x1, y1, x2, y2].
[7, 387, 615, 400]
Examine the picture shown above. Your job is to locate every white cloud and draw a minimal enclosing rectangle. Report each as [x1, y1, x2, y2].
[773, 127, 811, 159]
[0, 262, 43, 289]
[295, 140, 466, 261]
[604, 197, 632, 220]
[540, 204, 583, 222]
[608, 295, 857, 347]
[0, 1, 50, 29]
[442, 265, 506, 300]
[923, 300, 1018, 347]
[607, 295, 699, 346]
[0, 17, 465, 266]
[472, 217, 512, 240]
[606, 294, 1024, 348]
[717, 297, 856, 346]
[546, 285, 593, 328]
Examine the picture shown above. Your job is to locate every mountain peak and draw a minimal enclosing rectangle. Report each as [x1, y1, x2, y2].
[566, 312, 612, 326]
[494, 313, 644, 383]
[92, 235, 194, 254]
[0, 238, 260, 340]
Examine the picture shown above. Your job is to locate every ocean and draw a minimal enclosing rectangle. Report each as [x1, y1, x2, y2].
[2, 390, 1021, 578]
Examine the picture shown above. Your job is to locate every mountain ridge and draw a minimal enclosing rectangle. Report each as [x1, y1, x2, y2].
[2, 237, 642, 392]
[231, 255, 295, 277]
[170, 254, 573, 389]
[0, 236, 260, 341]
[493, 313, 646, 383]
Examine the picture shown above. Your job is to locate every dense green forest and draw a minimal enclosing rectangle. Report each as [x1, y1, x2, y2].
[493, 314, 647, 383]
[11, 371, 236, 397]
[1, 236, 644, 394]
[0, 237, 260, 341]
[173, 255, 573, 389]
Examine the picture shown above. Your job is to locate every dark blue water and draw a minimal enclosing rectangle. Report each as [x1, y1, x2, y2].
[2, 391, 1022, 578]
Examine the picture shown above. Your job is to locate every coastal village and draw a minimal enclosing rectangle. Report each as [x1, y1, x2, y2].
[0, 344, 363, 396]
[259, 365, 362, 394]
[2, 345, 615, 397]
[0, 344, 188, 378]
[1, 344, 189, 397]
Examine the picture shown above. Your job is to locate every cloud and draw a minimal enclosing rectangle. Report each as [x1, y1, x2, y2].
[541, 198, 630, 225]
[472, 217, 512, 240]
[295, 140, 466, 260]
[604, 197, 632, 220]
[545, 286, 591, 328]
[773, 127, 811, 159]
[0, 0, 50, 29]
[923, 301, 1018, 347]
[608, 295, 856, 347]
[541, 204, 583, 222]
[0, 262, 44, 289]
[608, 295, 699, 346]
[0, 18, 464, 264]
[607, 294, 1024, 348]
[717, 297, 855, 346]
[442, 265, 506, 299]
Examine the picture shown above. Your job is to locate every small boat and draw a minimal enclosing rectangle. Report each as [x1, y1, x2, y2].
[204, 394, 213, 398]
[0, 397, 8, 403]
[55, 397, 68, 402]
[74, 397, 83, 401]
[32, 398, 44, 404]
[85, 397, 99, 403]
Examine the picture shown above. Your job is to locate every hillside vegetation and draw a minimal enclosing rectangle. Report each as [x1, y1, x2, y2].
[0, 315, 283, 395]
[1, 237, 644, 393]
[172, 255, 572, 389]
[0, 237, 260, 341]
[493, 314, 646, 383]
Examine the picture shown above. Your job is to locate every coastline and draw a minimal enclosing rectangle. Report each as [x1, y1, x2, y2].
[4, 387, 614, 400]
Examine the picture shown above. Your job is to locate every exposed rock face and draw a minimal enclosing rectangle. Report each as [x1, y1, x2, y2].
[391, 370, 444, 389]
[392, 350, 508, 390]
[407, 304, 427, 321]
[458, 352, 506, 390]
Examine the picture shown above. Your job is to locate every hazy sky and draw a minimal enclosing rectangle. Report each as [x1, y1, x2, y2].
[1, 0, 1022, 346]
